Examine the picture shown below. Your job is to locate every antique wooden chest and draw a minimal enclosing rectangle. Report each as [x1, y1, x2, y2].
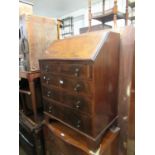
[19, 14, 58, 71]
[39, 30, 120, 140]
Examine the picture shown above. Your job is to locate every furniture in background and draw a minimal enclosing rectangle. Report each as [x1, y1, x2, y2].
[61, 17, 74, 38]
[19, 71, 45, 155]
[19, 112, 44, 155]
[19, 71, 43, 122]
[89, 0, 126, 29]
[19, 15, 58, 71]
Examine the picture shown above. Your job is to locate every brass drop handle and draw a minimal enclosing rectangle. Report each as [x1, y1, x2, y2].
[74, 68, 80, 77]
[45, 65, 49, 72]
[49, 106, 53, 113]
[46, 77, 50, 84]
[47, 91, 51, 97]
[75, 100, 81, 109]
[76, 120, 81, 128]
[74, 83, 81, 92]
[43, 75, 46, 80]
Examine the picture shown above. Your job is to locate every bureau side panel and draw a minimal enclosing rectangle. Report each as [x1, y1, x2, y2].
[93, 32, 120, 136]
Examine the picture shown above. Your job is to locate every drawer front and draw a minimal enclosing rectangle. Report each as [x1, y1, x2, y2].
[42, 86, 60, 102]
[59, 64, 89, 79]
[42, 86, 92, 115]
[59, 76, 92, 95]
[40, 60, 92, 80]
[41, 74, 92, 95]
[44, 99, 92, 136]
[41, 73, 59, 87]
[40, 61, 59, 73]
[61, 91, 92, 114]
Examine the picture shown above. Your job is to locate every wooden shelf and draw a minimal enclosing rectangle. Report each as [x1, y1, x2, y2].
[92, 10, 125, 24]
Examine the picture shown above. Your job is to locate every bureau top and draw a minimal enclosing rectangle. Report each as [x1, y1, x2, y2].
[41, 30, 117, 61]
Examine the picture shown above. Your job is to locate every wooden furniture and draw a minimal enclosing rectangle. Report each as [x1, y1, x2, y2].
[118, 26, 135, 155]
[80, 24, 112, 34]
[19, 71, 43, 122]
[19, 112, 44, 155]
[43, 120, 119, 155]
[91, 0, 126, 28]
[39, 30, 120, 142]
[61, 17, 74, 38]
[19, 14, 58, 71]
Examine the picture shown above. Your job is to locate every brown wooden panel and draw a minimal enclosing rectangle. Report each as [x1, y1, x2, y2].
[93, 31, 120, 136]
[118, 26, 135, 155]
[41, 30, 110, 60]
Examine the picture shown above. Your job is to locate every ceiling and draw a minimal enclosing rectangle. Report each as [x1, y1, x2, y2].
[32, 0, 89, 18]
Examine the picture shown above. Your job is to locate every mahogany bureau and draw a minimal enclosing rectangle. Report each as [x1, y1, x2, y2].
[39, 30, 120, 140]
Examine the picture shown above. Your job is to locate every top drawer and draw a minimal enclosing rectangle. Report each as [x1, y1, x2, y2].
[39, 61, 93, 80]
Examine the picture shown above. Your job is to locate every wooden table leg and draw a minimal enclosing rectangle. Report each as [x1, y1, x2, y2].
[29, 80, 37, 122]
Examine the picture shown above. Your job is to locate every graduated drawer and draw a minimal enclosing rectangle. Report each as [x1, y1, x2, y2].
[40, 60, 92, 80]
[41, 74, 93, 96]
[42, 86, 92, 115]
[43, 98, 92, 136]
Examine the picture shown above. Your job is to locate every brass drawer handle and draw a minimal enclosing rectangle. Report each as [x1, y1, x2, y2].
[74, 68, 80, 77]
[76, 120, 81, 128]
[75, 100, 81, 109]
[43, 75, 50, 83]
[43, 75, 46, 80]
[47, 91, 51, 97]
[48, 106, 53, 113]
[74, 83, 81, 92]
[43, 76, 50, 84]
[44, 65, 49, 72]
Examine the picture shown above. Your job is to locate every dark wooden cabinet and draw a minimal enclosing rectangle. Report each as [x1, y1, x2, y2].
[39, 30, 120, 140]
[19, 113, 45, 155]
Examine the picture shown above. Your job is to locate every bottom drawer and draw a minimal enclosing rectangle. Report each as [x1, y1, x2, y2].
[43, 98, 92, 136]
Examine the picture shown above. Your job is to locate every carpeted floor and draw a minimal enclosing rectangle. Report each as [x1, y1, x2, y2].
[19, 146, 28, 155]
